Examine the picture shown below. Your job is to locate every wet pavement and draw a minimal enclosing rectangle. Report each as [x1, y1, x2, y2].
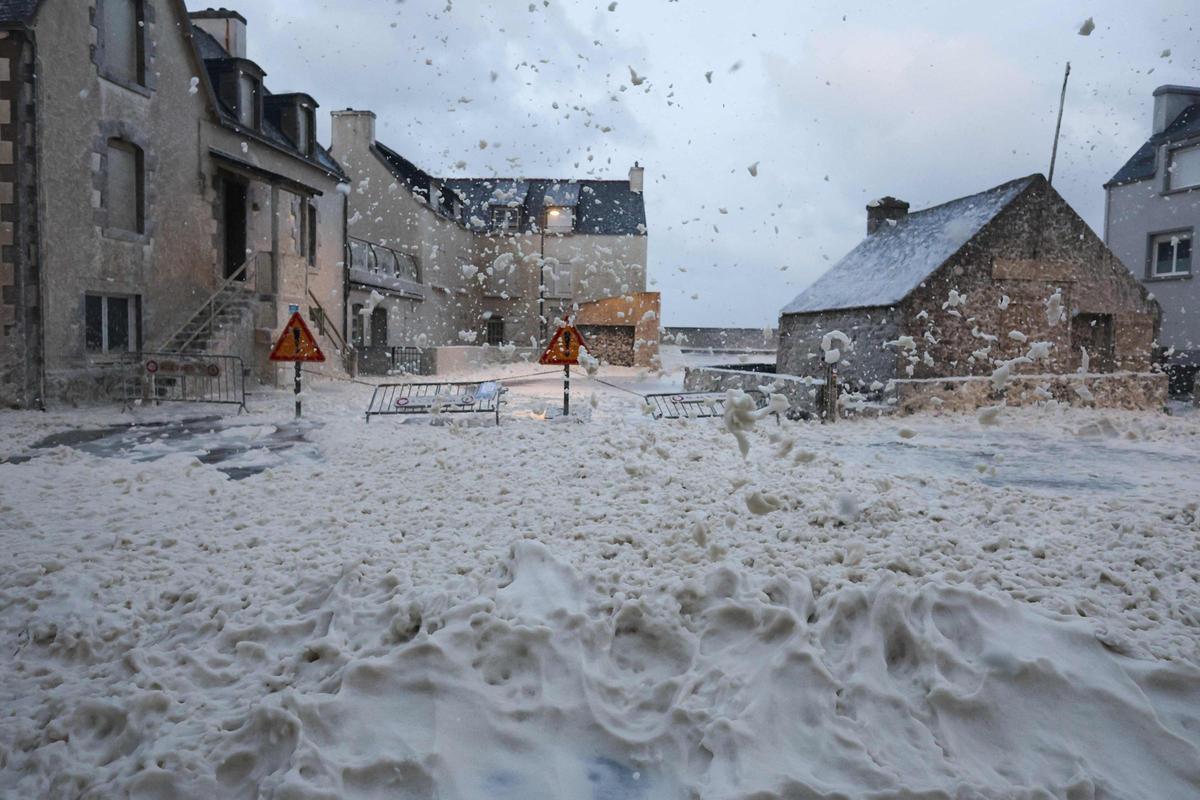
[2, 416, 320, 480]
[852, 427, 1199, 501]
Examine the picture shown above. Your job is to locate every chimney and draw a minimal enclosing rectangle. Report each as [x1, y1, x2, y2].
[1152, 85, 1200, 135]
[190, 8, 248, 59]
[866, 196, 909, 234]
[331, 109, 377, 169]
[629, 161, 644, 193]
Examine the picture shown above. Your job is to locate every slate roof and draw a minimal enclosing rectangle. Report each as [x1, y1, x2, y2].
[1107, 103, 1200, 187]
[371, 144, 647, 237]
[0, 0, 38, 24]
[191, 25, 344, 180]
[373, 141, 439, 205]
[781, 175, 1038, 316]
[446, 177, 647, 236]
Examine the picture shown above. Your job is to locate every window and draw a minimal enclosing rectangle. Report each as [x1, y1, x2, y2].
[85, 294, 139, 354]
[1167, 145, 1200, 191]
[350, 303, 365, 347]
[349, 240, 369, 272]
[372, 246, 397, 277]
[237, 73, 261, 128]
[297, 106, 316, 157]
[1151, 232, 1192, 277]
[99, 0, 145, 87]
[544, 205, 573, 233]
[544, 258, 573, 297]
[397, 253, 419, 283]
[486, 317, 505, 346]
[105, 138, 144, 234]
[491, 206, 521, 233]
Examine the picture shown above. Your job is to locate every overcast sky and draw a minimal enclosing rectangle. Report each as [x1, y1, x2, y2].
[187, 0, 1200, 327]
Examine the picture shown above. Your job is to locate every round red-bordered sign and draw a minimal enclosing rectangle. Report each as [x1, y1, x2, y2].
[395, 397, 409, 408]
[145, 360, 159, 374]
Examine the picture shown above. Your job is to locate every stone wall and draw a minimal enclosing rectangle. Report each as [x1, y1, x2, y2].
[892, 372, 1168, 414]
[898, 177, 1159, 381]
[683, 365, 822, 414]
[0, 30, 38, 408]
[578, 324, 634, 366]
[776, 307, 899, 387]
[665, 326, 777, 352]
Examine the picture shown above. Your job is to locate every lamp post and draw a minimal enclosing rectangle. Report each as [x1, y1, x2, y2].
[538, 212, 547, 345]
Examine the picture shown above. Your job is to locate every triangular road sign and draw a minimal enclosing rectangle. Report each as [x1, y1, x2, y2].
[539, 324, 588, 366]
[269, 311, 326, 362]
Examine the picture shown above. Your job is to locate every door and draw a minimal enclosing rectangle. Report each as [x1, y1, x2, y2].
[370, 306, 389, 348]
[1071, 313, 1114, 373]
[222, 176, 249, 279]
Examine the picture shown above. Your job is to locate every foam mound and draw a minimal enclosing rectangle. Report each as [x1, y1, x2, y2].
[4, 539, 1199, 798]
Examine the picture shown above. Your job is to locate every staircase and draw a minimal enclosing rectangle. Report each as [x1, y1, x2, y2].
[157, 258, 265, 355]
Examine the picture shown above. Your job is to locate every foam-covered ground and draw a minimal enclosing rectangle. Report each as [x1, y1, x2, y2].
[1, 377, 1199, 799]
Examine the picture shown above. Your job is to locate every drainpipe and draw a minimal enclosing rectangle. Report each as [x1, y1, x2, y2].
[26, 27, 46, 410]
[342, 186, 350, 372]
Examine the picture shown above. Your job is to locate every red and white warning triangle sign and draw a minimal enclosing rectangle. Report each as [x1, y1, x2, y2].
[539, 324, 588, 366]
[269, 311, 326, 362]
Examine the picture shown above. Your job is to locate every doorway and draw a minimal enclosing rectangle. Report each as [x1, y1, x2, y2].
[221, 174, 249, 279]
[370, 306, 389, 347]
[1071, 313, 1115, 373]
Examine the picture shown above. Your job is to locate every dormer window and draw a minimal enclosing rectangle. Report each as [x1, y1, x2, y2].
[1167, 145, 1200, 192]
[207, 58, 266, 132]
[491, 206, 521, 233]
[265, 94, 319, 158]
[542, 183, 580, 234]
[544, 206, 573, 233]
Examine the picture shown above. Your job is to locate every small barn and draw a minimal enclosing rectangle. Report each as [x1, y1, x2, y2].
[777, 174, 1164, 409]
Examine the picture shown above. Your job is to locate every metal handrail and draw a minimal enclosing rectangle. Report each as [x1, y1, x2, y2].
[306, 289, 351, 354]
[157, 259, 251, 352]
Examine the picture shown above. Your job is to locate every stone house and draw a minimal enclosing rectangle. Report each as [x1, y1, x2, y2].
[777, 174, 1162, 408]
[1104, 85, 1200, 396]
[0, 2, 348, 408]
[330, 109, 656, 373]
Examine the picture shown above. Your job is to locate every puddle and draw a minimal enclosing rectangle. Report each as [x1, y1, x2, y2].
[3, 416, 320, 480]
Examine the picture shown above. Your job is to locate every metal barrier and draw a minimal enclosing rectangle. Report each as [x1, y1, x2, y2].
[391, 346, 425, 375]
[123, 352, 248, 413]
[357, 346, 427, 377]
[644, 389, 770, 420]
[365, 380, 506, 424]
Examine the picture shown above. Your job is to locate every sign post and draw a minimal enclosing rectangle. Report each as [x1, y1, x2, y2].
[269, 311, 326, 419]
[538, 322, 588, 417]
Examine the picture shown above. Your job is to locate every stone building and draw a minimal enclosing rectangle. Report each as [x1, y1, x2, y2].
[330, 109, 656, 373]
[0, 2, 347, 408]
[777, 174, 1163, 408]
[1105, 85, 1200, 396]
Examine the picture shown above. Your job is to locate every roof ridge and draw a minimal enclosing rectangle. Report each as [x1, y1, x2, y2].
[903, 174, 1040, 219]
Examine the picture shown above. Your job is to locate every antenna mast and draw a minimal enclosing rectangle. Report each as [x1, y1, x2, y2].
[1048, 62, 1071, 186]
